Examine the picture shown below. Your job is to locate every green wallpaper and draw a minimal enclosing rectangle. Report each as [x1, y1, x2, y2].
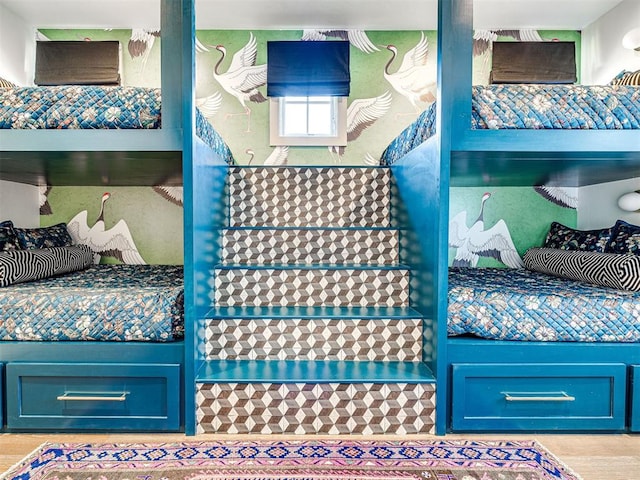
[43, 186, 183, 265]
[449, 187, 577, 267]
[195, 30, 437, 166]
[39, 28, 580, 167]
[37, 28, 580, 265]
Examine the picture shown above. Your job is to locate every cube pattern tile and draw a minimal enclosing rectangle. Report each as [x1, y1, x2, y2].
[222, 228, 399, 265]
[205, 318, 423, 361]
[212, 268, 409, 307]
[196, 166, 434, 436]
[196, 382, 435, 434]
[229, 167, 391, 227]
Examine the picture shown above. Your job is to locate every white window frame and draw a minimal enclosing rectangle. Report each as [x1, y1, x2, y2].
[269, 96, 347, 147]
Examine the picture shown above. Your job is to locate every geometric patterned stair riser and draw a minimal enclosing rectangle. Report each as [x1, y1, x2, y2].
[222, 228, 399, 266]
[196, 382, 436, 435]
[212, 268, 410, 307]
[205, 318, 423, 362]
[197, 166, 433, 436]
[229, 167, 391, 228]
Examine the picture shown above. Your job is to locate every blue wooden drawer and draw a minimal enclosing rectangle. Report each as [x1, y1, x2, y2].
[451, 363, 626, 432]
[6, 363, 180, 431]
[631, 366, 640, 432]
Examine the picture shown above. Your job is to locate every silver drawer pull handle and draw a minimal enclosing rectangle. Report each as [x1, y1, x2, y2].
[503, 392, 575, 402]
[57, 392, 128, 402]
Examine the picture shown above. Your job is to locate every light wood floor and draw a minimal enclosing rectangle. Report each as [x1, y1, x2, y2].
[1, 432, 638, 479]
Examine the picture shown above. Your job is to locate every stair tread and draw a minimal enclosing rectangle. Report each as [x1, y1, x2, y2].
[196, 359, 435, 383]
[202, 305, 424, 319]
[215, 263, 408, 270]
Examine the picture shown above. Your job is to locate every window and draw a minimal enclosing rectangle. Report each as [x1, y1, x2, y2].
[270, 96, 347, 147]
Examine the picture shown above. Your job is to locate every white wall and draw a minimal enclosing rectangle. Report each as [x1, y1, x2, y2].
[0, 180, 40, 227]
[0, 3, 34, 85]
[578, 177, 640, 229]
[581, 0, 640, 85]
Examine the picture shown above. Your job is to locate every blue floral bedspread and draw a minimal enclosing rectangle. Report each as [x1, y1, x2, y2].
[448, 267, 640, 342]
[0, 85, 235, 165]
[0, 264, 184, 342]
[381, 84, 640, 165]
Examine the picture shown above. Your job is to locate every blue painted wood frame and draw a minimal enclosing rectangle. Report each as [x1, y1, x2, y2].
[0, 342, 185, 432]
[631, 366, 640, 432]
[390, 137, 445, 434]
[179, 0, 197, 437]
[0, 364, 3, 428]
[181, 0, 232, 436]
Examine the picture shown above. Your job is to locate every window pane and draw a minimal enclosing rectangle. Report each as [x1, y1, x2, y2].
[282, 102, 308, 136]
[308, 102, 333, 135]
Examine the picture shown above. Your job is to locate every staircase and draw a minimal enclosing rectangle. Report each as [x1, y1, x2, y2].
[195, 166, 436, 435]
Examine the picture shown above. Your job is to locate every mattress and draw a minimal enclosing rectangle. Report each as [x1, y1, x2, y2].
[0, 264, 184, 342]
[381, 84, 640, 165]
[0, 85, 235, 165]
[448, 267, 640, 342]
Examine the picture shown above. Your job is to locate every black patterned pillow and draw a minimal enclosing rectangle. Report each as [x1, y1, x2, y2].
[543, 221, 613, 253]
[0, 245, 94, 287]
[610, 69, 640, 86]
[13, 223, 73, 249]
[0, 220, 20, 251]
[606, 220, 640, 255]
[524, 247, 640, 291]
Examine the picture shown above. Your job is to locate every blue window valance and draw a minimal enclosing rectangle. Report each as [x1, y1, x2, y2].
[267, 41, 350, 97]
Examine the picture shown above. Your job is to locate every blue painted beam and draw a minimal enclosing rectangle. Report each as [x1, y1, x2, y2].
[457, 129, 640, 155]
[448, 337, 640, 364]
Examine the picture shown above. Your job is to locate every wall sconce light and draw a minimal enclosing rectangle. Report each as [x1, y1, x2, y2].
[618, 190, 640, 212]
[622, 28, 640, 51]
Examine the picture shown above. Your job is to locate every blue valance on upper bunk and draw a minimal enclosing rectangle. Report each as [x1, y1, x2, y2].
[267, 41, 350, 97]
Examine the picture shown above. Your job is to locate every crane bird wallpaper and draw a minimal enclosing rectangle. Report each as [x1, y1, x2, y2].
[35, 27, 579, 265]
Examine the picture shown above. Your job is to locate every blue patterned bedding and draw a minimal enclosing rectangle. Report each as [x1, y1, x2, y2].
[381, 84, 640, 165]
[0, 85, 235, 165]
[0, 264, 184, 342]
[448, 267, 640, 342]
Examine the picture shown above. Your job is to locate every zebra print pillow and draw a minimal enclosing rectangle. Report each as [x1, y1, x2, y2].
[0, 77, 17, 88]
[0, 245, 93, 287]
[610, 69, 640, 86]
[524, 247, 640, 291]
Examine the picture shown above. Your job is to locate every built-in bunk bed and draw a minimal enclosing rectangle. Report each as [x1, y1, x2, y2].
[385, 0, 640, 435]
[0, 0, 233, 433]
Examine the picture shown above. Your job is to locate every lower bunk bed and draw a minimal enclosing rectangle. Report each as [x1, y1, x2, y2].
[447, 265, 640, 433]
[0, 254, 185, 432]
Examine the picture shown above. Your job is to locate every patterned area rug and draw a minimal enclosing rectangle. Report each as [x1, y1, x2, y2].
[2, 440, 581, 480]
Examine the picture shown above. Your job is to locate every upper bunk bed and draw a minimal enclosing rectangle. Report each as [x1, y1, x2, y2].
[0, 0, 233, 187]
[385, 0, 640, 188]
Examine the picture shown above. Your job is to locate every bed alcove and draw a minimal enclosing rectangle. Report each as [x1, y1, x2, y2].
[0, 0, 234, 434]
[382, 0, 640, 434]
